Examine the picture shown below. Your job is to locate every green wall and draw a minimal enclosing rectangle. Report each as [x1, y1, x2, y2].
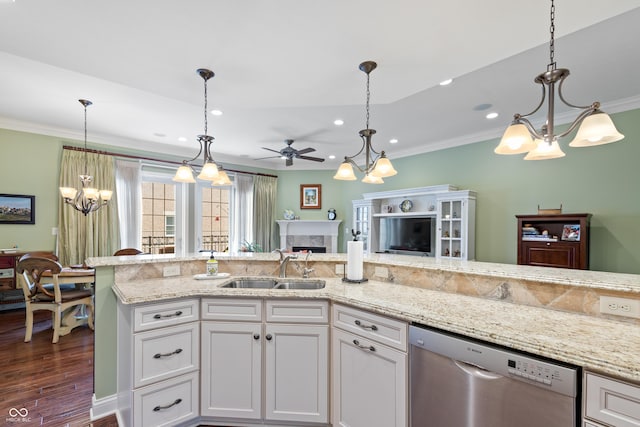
[275, 108, 640, 274]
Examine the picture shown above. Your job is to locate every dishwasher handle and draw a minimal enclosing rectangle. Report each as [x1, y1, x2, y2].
[453, 359, 504, 380]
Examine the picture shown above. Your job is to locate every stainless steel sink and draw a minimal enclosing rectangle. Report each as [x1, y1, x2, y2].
[273, 280, 325, 290]
[221, 279, 277, 289]
[220, 278, 325, 290]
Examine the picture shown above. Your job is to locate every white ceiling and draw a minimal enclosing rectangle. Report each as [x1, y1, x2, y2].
[1, 0, 640, 171]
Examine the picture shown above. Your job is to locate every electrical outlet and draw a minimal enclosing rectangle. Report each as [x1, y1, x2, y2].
[374, 266, 388, 277]
[335, 264, 345, 275]
[600, 296, 640, 319]
[163, 265, 180, 277]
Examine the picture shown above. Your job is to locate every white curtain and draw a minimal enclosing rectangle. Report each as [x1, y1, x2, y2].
[232, 174, 254, 252]
[252, 175, 278, 252]
[115, 159, 142, 251]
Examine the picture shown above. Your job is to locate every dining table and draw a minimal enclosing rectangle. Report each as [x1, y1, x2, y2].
[39, 266, 95, 331]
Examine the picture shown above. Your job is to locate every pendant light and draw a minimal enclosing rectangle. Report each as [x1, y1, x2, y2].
[59, 99, 112, 215]
[334, 61, 397, 183]
[495, 0, 624, 159]
[173, 68, 220, 182]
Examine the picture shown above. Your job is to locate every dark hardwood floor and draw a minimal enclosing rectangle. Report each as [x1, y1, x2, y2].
[0, 308, 118, 427]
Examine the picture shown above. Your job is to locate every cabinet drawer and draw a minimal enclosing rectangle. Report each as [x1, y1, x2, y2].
[201, 298, 262, 321]
[266, 299, 329, 324]
[332, 304, 407, 351]
[134, 299, 199, 332]
[134, 322, 199, 388]
[585, 372, 640, 427]
[133, 371, 199, 427]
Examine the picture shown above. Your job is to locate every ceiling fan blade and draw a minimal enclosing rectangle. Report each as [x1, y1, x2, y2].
[298, 155, 325, 162]
[255, 155, 282, 160]
[261, 147, 283, 154]
[286, 157, 293, 167]
[295, 147, 315, 155]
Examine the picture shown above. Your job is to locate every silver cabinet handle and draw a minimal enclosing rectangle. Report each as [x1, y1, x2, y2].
[355, 319, 378, 331]
[353, 339, 375, 352]
[153, 348, 183, 359]
[153, 398, 182, 412]
[153, 310, 183, 319]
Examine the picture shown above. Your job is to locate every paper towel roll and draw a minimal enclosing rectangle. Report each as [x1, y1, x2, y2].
[347, 241, 364, 281]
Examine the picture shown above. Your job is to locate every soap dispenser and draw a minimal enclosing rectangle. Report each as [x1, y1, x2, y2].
[206, 252, 218, 276]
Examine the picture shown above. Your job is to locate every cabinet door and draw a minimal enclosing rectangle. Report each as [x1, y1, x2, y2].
[332, 328, 407, 427]
[265, 323, 329, 424]
[201, 322, 262, 419]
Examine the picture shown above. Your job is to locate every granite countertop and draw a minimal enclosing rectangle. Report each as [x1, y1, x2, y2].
[112, 274, 640, 383]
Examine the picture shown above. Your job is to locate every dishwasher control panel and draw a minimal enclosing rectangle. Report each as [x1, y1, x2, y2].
[409, 325, 578, 398]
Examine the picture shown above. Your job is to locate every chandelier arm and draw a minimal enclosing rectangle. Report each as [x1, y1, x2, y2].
[556, 107, 599, 139]
[557, 78, 598, 110]
[518, 84, 547, 119]
[344, 136, 367, 161]
[517, 117, 546, 140]
[344, 157, 366, 174]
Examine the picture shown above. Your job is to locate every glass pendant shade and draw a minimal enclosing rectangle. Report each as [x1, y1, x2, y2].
[83, 187, 99, 201]
[334, 161, 357, 180]
[524, 139, 566, 160]
[371, 155, 397, 178]
[495, 123, 537, 154]
[197, 161, 219, 181]
[569, 112, 625, 147]
[100, 190, 113, 201]
[212, 169, 232, 186]
[173, 164, 196, 183]
[59, 187, 78, 199]
[362, 173, 384, 184]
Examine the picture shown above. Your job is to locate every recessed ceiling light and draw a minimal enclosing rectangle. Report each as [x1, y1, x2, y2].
[329, 155, 336, 160]
[473, 103, 492, 111]
[334, 119, 344, 126]
[439, 78, 453, 86]
[486, 112, 499, 119]
[210, 109, 223, 116]
[178, 136, 187, 142]
[389, 138, 399, 144]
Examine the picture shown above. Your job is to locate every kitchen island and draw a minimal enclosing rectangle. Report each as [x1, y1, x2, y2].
[89, 252, 640, 425]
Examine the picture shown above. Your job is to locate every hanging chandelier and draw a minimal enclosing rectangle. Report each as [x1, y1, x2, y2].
[173, 68, 220, 183]
[59, 99, 112, 216]
[494, 0, 624, 160]
[334, 61, 397, 183]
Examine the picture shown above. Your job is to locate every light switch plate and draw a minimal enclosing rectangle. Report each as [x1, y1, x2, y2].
[163, 265, 180, 277]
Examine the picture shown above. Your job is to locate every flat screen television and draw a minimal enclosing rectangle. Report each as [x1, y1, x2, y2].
[379, 216, 434, 256]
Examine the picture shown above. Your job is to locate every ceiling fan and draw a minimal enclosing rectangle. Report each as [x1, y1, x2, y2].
[257, 139, 325, 166]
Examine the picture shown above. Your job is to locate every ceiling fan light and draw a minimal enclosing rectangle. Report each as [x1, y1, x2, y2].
[371, 155, 397, 178]
[524, 139, 565, 160]
[173, 164, 196, 183]
[495, 123, 536, 154]
[334, 160, 357, 180]
[569, 112, 625, 147]
[361, 173, 384, 184]
[59, 187, 78, 200]
[197, 161, 220, 181]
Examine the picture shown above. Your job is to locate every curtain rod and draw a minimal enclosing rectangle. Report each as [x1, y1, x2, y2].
[62, 145, 278, 179]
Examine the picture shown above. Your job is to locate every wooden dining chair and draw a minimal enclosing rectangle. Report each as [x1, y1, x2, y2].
[113, 248, 144, 256]
[17, 255, 94, 343]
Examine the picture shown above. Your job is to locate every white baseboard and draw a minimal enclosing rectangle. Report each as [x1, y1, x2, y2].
[90, 393, 119, 422]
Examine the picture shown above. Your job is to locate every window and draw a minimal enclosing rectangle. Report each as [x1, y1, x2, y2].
[200, 185, 230, 252]
[141, 180, 177, 254]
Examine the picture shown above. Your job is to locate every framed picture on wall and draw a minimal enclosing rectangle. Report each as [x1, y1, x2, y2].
[300, 184, 322, 209]
[0, 194, 35, 224]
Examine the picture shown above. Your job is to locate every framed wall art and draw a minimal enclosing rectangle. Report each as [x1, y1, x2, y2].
[300, 184, 322, 210]
[0, 193, 35, 224]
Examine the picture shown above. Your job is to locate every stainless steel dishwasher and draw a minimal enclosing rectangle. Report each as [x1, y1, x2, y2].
[409, 325, 580, 427]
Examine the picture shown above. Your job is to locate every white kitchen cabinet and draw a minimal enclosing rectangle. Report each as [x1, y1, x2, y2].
[436, 190, 476, 260]
[200, 298, 329, 425]
[117, 298, 200, 427]
[584, 372, 640, 427]
[352, 199, 378, 255]
[332, 304, 408, 427]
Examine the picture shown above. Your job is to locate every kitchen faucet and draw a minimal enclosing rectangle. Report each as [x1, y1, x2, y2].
[302, 251, 314, 278]
[273, 248, 297, 278]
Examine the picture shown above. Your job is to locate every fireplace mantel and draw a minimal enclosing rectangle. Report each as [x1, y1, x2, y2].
[276, 220, 342, 253]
